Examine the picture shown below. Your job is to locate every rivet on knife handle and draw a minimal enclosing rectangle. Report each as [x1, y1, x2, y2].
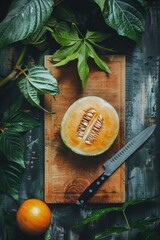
[76, 172, 109, 205]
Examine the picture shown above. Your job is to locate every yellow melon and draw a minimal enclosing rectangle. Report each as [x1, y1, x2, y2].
[60, 96, 119, 156]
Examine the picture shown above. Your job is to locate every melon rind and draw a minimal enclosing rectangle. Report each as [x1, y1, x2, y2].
[60, 96, 119, 156]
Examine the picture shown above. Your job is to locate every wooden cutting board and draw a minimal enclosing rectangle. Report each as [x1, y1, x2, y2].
[44, 55, 125, 204]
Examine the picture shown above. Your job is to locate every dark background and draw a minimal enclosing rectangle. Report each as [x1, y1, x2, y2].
[0, 0, 160, 239]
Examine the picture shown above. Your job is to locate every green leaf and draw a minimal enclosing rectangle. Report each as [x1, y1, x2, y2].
[53, 51, 79, 67]
[52, 24, 111, 88]
[0, 161, 24, 201]
[3, 111, 40, 133]
[0, 100, 40, 202]
[22, 26, 48, 51]
[86, 42, 111, 73]
[2, 98, 22, 119]
[93, 0, 106, 11]
[95, 226, 129, 239]
[131, 216, 160, 231]
[122, 197, 156, 210]
[1, 99, 40, 132]
[74, 206, 122, 227]
[18, 65, 59, 112]
[143, 230, 160, 240]
[52, 3, 78, 23]
[2, 209, 21, 240]
[0, 129, 25, 168]
[77, 42, 90, 88]
[22, 65, 59, 95]
[51, 22, 79, 46]
[53, 41, 81, 61]
[19, 79, 41, 108]
[97, 0, 146, 47]
[0, 0, 54, 48]
[86, 31, 110, 43]
[137, 0, 148, 7]
[44, 228, 52, 240]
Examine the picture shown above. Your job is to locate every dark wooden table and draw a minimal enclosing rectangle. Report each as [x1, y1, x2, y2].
[0, 1, 160, 240]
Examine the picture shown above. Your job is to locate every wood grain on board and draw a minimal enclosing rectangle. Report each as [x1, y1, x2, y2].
[44, 55, 125, 203]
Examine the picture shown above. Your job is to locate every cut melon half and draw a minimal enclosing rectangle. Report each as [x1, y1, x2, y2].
[60, 96, 119, 156]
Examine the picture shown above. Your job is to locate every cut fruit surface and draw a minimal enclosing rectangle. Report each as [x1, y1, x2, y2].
[61, 96, 119, 156]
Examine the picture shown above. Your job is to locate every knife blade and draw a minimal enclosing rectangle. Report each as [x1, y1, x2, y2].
[76, 124, 156, 206]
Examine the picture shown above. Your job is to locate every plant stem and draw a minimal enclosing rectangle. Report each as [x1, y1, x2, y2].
[89, 40, 115, 52]
[123, 209, 131, 230]
[0, 69, 19, 87]
[72, 22, 84, 38]
[0, 45, 27, 87]
[15, 45, 27, 67]
[15, 67, 28, 78]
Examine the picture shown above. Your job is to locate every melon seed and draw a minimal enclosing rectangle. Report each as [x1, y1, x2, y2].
[76, 109, 103, 144]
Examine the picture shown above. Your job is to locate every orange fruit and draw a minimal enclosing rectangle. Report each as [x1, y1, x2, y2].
[16, 199, 52, 236]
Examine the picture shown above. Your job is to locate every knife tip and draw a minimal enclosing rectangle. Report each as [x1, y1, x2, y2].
[150, 124, 156, 132]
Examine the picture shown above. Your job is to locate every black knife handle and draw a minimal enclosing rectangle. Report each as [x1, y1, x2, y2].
[76, 172, 109, 206]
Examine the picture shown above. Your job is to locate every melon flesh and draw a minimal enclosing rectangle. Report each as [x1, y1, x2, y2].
[60, 96, 119, 156]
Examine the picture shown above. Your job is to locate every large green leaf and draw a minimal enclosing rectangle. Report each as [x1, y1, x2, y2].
[86, 31, 110, 43]
[93, 0, 106, 11]
[22, 26, 48, 50]
[52, 41, 81, 61]
[2, 98, 22, 119]
[52, 25, 111, 88]
[19, 79, 41, 108]
[0, 0, 54, 48]
[0, 100, 41, 202]
[1, 99, 40, 132]
[74, 197, 156, 228]
[95, 227, 129, 239]
[18, 65, 59, 112]
[94, 0, 146, 46]
[77, 42, 90, 88]
[0, 161, 24, 201]
[2, 111, 40, 133]
[74, 206, 122, 227]
[3, 211, 19, 240]
[0, 130, 24, 168]
[86, 42, 111, 74]
[131, 216, 160, 231]
[122, 197, 156, 210]
[53, 51, 79, 67]
[52, 3, 78, 24]
[51, 21, 80, 46]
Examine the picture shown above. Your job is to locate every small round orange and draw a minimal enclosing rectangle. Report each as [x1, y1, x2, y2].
[16, 199, 52, 236]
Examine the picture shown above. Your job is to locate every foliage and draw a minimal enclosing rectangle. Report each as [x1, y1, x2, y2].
[18, 65, 59, 112]
[0, 53, 59, 112]
[0, 99, 40, 201]
[0, 0, 59, 112]
[74, 197, 160, 239]
[44, 229, 52, 240]
[93, 0, 146, 48]
[0, 208, 18, 240]
[51, 22, 111, 88]
[0, 0, 54, 48]
[0, 0, 155, 239]
[48, 0, 147, 88]
[0, 0, 147, 89]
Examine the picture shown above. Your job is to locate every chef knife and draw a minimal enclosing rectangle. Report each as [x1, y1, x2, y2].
[76, 124, 156, 206]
